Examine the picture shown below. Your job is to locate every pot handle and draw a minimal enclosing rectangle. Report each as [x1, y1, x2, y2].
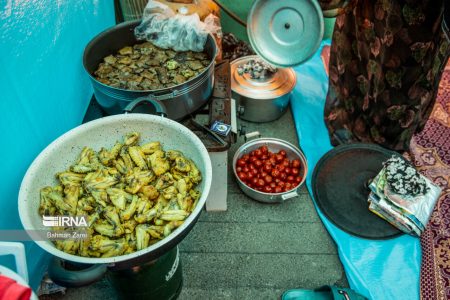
[281, 191, 299, 201]
[123, 96, 168, 117]
[238, 127, 261, 142]
[48, 256, 107, 288]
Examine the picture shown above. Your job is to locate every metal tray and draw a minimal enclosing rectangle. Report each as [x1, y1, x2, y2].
[311, 143, 404, 240]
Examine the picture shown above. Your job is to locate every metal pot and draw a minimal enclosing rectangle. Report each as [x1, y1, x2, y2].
[83, 20, 217, 120]
[230, 56, 297, 123]
[232, 137, 307, 203]
[18, 110, 212, 275]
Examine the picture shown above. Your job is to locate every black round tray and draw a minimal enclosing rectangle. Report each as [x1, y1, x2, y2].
[311, 143, 404, 240]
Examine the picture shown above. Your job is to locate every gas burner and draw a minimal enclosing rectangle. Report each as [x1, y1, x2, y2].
[181, 60, 235, 151]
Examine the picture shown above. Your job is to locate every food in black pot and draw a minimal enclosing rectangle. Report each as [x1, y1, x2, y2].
[94, 42, 210, 91]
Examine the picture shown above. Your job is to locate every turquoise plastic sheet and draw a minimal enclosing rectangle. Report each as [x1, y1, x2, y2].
[290, 40, 421, 300]
[0, 1, 115, 290]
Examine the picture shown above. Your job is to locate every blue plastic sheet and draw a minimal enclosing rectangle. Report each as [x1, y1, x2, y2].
[0, 1, 115, 290]
[290, 40, 421, 300]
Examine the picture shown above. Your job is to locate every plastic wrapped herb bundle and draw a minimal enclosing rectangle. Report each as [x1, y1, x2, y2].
[368, 156, 441, 236]
[134, 0, 221, 52]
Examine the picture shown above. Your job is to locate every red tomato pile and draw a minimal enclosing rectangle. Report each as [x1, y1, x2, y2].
[235, 145, 303, 193]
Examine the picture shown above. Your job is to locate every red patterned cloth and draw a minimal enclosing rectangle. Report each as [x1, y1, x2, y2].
[410, 63, 450, 300]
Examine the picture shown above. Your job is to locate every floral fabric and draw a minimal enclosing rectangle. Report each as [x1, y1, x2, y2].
[322, 0, 449, 151]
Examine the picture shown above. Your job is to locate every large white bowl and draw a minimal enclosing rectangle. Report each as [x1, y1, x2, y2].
[18, 114, 212, 265]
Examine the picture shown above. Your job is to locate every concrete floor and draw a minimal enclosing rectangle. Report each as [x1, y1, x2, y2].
[39, 109, 347, 300]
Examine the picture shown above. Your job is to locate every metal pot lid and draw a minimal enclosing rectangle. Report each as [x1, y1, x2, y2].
[311, 143, 404, 240]
[230, 55, 296, 99]
[247, 0, 324, 67]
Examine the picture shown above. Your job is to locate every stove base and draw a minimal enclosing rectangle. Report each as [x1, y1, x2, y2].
[205, 151, 228, 211]
[106, 246, 182, 300]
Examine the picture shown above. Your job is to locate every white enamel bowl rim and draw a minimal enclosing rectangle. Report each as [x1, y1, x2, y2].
[18, 114, 212, 265]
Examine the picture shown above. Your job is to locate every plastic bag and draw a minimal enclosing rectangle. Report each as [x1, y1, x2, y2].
[134, 0, 221, 52]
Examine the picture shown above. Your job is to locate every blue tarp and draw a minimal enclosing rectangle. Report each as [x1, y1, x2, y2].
[290, 40, 421, 300]
[0, 0, 115, 291]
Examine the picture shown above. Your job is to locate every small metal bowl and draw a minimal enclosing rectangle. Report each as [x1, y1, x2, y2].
[232, 138, 308, 203]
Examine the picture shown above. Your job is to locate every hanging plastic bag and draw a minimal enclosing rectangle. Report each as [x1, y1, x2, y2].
[134, 0, 221, 52]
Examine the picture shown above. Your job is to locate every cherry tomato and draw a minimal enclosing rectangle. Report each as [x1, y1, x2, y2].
[250, 150, 257, 157]
[236, 166, 242, 172]
[285, 182, 292, 190]
[295, 176, 302, 183]
[263, 164, 272, 172]
[282, 160, 290, 167]
[278, 150, 287, 157]
[254, 160, 263, 168]
[275, 154, 284, 162]
[257, 179, 265, 187]
[292, 159, 301, 168]
[247, 172, 254, 180]
[275, 186, 282, 193]
[291, 168, 299, 176]
[260, 145, 269, 153]
[251, 168, 258, 176]
[270, 182, 277, 188]
[280, 173, 287, 180]
[249, 164, 256, 170]
[242, 154, 250, 162]
[252, 177, 259, 186]
[263, 186, 272, 193]
[264, 160, 272, 167]
[249, 156, 258, 163]
[243, 166, 250, 173]
[285, 167, 291, 175]
[275, 164, 285, 172]
[287, 175, 295, 183]
[260, 171, 268, 178]
[278, 181, 285, 188]
[238, 172, 247, 181]
[275, 178, 280, 184]
[237, 159, 246, 167]
[269, 157, 277, 165]
[254, 149, 262, 158]
[264, 175, 273, 184]
[261, 154, 269, 161]
[271, 169, 280, 178]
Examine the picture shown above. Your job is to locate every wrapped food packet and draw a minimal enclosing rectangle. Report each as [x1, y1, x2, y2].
[134, 0, 221, 52]
[368, 193, 418, 235]
[368, 191, 422, 236]
[368, 156, 441, 236]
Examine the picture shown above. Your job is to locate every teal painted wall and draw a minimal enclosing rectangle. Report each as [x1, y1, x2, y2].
[1, 0, 115, 291]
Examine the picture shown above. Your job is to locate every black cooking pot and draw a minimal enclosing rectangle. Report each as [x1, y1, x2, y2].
[83, 20, 217, 120]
